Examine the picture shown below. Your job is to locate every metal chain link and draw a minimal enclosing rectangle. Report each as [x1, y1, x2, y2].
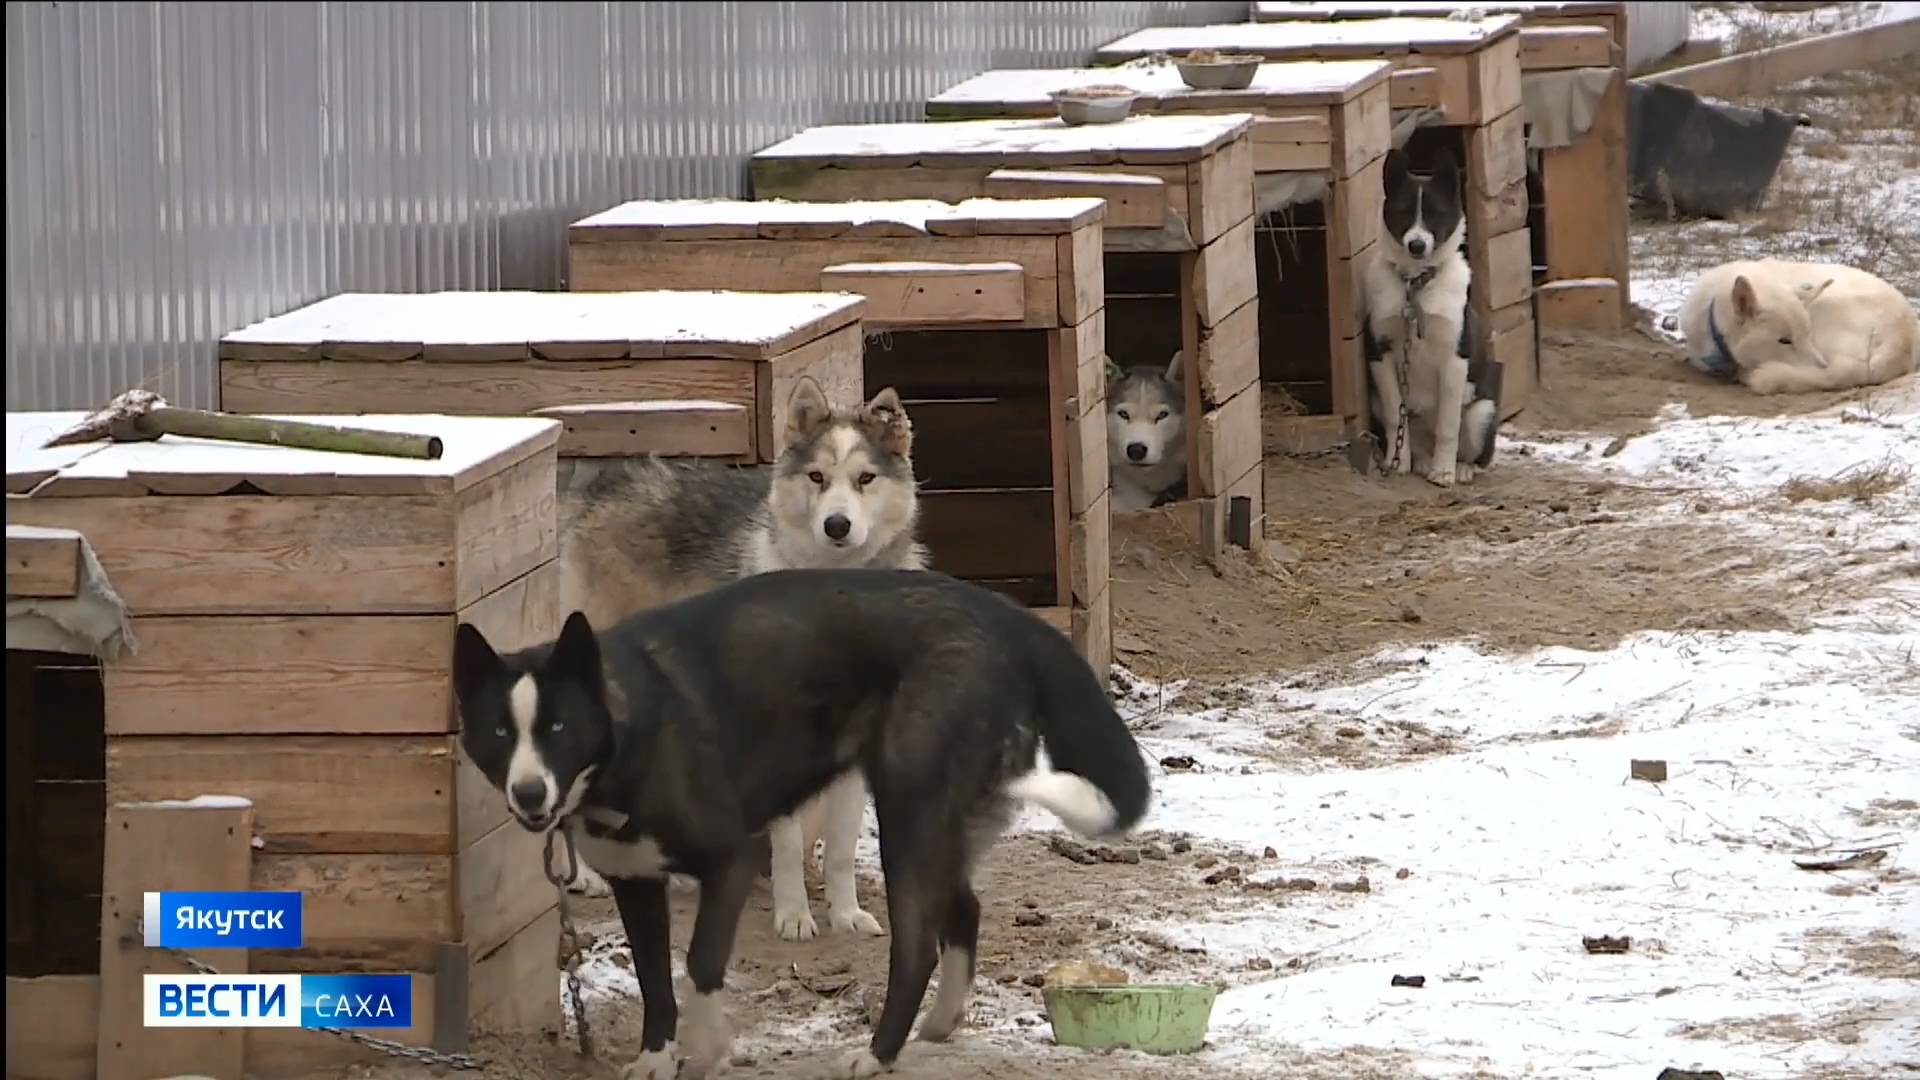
[544, 824, 595, 1061]
[1378, 268, 1437, 478]
[136, 936, 485, 1070]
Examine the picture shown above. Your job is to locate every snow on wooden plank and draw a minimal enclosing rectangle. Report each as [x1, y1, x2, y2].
[751, 113, 1256, 168]
[927, 60, 1395, 117]
[1094, 15, 1525, 64]
[569, 197, 1108, 240]
[1251, 0, 1616, 20]
[6, 411, 105, 493]
[22, 413, 560, 498]
[218, 291, 867, 363]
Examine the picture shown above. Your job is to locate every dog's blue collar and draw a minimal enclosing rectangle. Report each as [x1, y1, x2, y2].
[1697, 299, 1738, 379]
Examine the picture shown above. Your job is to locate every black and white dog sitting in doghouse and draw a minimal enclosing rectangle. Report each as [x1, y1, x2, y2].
[1361, 146, 1503, 487]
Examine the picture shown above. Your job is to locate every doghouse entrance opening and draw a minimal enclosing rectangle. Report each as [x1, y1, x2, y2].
[1254, 200, 1333, 415]
[866, 328, 1057, 607]
[6, 650, 107, 978]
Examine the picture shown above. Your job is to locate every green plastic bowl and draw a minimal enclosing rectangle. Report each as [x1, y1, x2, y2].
[1041, 983, 1219, 1055]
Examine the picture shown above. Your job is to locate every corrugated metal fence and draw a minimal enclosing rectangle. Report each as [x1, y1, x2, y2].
[1623, 2, 1692, 74]
[5, 0, 1249, 411]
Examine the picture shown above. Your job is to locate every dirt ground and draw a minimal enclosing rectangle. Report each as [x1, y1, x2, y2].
[1110, 326, 1896, 689]
[330, 55, 1920, 1080]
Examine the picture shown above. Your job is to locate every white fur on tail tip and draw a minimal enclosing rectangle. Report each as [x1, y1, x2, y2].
[1005, 749, 1118, 837]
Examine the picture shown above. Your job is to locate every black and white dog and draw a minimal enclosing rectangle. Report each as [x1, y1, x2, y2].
[1363, 147, 1503, 486]
[452, 569, 1152, 1080]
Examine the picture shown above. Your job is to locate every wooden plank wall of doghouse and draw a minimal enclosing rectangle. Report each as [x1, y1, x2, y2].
[568, 211, 1113, 679]
[1459, 31, 1539, 417]
[1182, 133, 1265, 558]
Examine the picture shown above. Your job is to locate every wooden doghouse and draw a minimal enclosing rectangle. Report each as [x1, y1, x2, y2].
[750, 115, 1265, 565]
[217, 290, 867, 464]
[4, 411, 563, 1078]
[928, 60, 1395, 454]
[566, 197, 1114, 678]
[1095, 16, 1539, 419]
[1251, 0, 1630, 331]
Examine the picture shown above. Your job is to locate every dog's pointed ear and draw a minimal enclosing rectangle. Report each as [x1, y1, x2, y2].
[863, 386, 913, 456]
[785, 377, 833, 443]
[1104, 355, 1125, 386]
[1798, 278, 1835, 306]
[1165, 349, 1185, 384]
[1384, 147, 1411, 185]
[550, 610, 604, 697]
[452, 623, 504, 709]
[1731, 275, 1759, 319]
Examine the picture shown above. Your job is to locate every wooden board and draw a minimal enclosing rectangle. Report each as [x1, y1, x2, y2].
[531, 400, 754, 459]
[571, 233, 1067, 331]
[1538, 68, 1629, 324]
[569, 196, 1106, 241]
[96, 799, 254, 1080]
[985, 170, 1166, 230]
[917, 490, 1057, 582]
[220, 359, 758, 425]
[1197, 298, 1261, 408]
[1252, 1, 1620, 20]
[757, 325, 867, 466]
[1251, 117, 1334, 173]
[1072, 584, 1113, 690]
[1057, 221, 1108, 327]
[927, 60, 1394, 117]
[752, 113, 1256, 170]
[1469, 28, 1526, 122]
[1535, 278, 1623, 331]
[1468, 106, 1529, 199]
[1334, 83, 1392, 176]
[905, 397, 1054, 491]
[6, 452, 558, 617]
[1490, 307, 1539, 419]
[106, 736, 460, 854]
[1637, 16, 1920, 100]
[1190, 131, 1255, 248]
[218, 290, 865, 364]
[1479, 227, 1535, 312]
[5, 974, 100, 1080]
[6, 525, 81, 598]
[1093, 16, 1525, 64]
[1194, 215, 1259, 329]
[820, 260, 1027, 325]
[1389, 66, 1442, 109]
[16, 413, 557, 499]
[1199, 384, 1264, 498]
[1069, 491, 1111, 609]
[1519, 25, 1617, 69]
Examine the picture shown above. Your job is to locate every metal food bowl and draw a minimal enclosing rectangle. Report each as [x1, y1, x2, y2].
[1051, 88, 1137, 125]
[1175, 55, 1262, 91]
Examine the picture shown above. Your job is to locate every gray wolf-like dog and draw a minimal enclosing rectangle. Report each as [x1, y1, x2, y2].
[1679, 257, 1919, 394]
[1363, 147, 1502, 487]
[1106, 351, 1189, 511]
[452, 569, 1153, 1079]
[555, 377, 926, 944]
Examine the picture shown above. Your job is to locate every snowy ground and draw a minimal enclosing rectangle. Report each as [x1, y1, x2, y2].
[514, 22, 1920, 1080]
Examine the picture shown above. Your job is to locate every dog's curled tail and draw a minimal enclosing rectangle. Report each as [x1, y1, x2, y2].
[1003, 616, 1152, 839]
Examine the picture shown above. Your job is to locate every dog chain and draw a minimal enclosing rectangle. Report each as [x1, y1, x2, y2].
[545, 823, 596, 1061]
[126, 926, 485, 1070]
[1379, 267, 1436, 478]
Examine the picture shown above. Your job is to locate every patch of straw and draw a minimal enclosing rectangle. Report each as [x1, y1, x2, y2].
[1778, 457, 1911, 504]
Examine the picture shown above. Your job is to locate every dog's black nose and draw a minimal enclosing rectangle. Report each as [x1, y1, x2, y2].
[1126, 442, 1148, 462]
[1406, 236, 1429, 257]
[823, 514, 852, 541]
[509, 779, 549, 818]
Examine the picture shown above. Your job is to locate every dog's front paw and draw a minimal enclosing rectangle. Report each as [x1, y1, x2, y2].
[1422, 464, 1456, 488]
[569, 867, 613, 898]
[774, 905, 820, 942]
[1455, 462, 1478, 484]
[680, 993, 732, 1079]
[828, 905, 884, 937]
[840, 1050, 887, 1078]
[621, 1044, 678, 1080]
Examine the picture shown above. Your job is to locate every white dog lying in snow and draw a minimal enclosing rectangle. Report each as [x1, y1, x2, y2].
[1679, 258, 1918, 395]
